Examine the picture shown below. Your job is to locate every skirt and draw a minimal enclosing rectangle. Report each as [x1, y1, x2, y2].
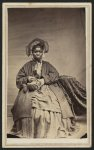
[11, 108, 77, 138]
[11, 85, 77, 138]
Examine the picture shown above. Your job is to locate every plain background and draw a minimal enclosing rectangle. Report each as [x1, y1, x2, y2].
[8, 8, 86, 104]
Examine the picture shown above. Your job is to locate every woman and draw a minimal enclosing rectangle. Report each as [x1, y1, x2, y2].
[10, 38, 86, 138]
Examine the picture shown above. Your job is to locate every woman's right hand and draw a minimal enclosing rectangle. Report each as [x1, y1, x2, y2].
[22, 84, 28, 93]
[27, 82, 38, 91]
[28, 76, 36, 82]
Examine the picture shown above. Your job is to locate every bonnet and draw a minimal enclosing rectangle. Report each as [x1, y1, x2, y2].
[26, 38, 49, 56]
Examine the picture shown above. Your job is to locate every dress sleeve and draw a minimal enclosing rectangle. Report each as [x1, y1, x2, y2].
[16, 65, 28, 89]
[42, 62, 59, 85]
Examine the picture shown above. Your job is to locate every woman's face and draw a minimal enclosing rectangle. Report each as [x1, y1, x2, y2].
[32, 46, 43, 61]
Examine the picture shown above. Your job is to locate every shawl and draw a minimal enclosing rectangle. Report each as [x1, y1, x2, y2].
[58, 75, 86, 115]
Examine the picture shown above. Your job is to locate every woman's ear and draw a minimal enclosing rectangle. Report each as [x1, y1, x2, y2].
[42, 52, 45, 58]
[30, 53, 34, 60]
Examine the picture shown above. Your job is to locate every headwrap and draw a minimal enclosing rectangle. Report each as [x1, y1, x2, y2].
[26, 38, 49, 56]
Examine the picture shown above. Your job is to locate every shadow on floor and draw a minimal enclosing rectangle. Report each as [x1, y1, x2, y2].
[7, 134, 20, 138]
[80, 133, 87, 138]
[7, 133, 87, 139]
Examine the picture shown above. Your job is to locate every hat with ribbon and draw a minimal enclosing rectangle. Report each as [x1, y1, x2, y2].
[26, 38, 49, 56]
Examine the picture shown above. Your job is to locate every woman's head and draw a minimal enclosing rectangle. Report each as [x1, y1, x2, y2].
[26, 38, 49, 60]
[32, 45, 44, 61]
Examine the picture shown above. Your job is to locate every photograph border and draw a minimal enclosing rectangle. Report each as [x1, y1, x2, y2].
[2, 2, 92, 148]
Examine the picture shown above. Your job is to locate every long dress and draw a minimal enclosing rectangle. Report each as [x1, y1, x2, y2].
[10, 60, 80, 138]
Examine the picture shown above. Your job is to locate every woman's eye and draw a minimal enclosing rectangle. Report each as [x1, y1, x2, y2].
[35, 51, 42, 53]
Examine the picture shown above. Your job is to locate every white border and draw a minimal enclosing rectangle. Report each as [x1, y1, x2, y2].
[2, 2, 92, 148]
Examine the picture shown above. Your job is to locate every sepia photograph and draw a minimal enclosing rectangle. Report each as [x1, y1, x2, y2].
[2, 2, 92, 148]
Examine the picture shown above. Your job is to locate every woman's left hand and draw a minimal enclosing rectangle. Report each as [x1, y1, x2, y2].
[28, 76, 36, 82]
[27, 82, 38, 91]
[37, 79, 44, 87]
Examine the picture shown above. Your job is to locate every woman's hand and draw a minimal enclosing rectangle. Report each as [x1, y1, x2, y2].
[27, 78, 44, 91]
[22, 84, 28, 93]
[27, 82, 38, 91]
[37, 79, 44, 87]
[27, 76, 36, 82]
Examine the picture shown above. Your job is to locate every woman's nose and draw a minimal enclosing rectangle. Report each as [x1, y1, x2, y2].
[36, 52, 40, 55]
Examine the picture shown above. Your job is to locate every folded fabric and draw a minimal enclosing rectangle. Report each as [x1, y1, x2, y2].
[58, 75, 86, 115]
